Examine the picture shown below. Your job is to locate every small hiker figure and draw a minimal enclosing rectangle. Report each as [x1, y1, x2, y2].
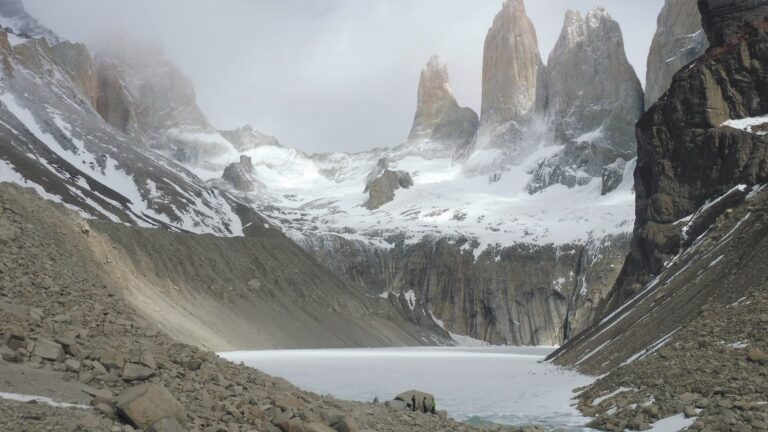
[430, 399, 436, 415]
[411, 395, 416, 412]
[422, 397, 428, 413]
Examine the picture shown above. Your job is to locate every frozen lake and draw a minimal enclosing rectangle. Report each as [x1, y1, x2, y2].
[220, 347, 596, 430]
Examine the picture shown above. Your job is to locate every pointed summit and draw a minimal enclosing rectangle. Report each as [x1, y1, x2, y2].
[480, 0, 542, 124]
[545, 7, 643, 150]
[408, 55, 478, 147]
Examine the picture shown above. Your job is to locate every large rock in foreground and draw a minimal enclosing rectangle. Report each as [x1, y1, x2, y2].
[115, 383, 186, 430]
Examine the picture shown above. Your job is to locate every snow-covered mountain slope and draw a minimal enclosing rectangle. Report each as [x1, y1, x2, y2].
[0, 32, 246, 236]
[0, 23, 450, 349]
[214, 139, 635, 256]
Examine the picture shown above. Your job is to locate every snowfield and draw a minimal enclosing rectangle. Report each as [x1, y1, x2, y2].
[223, 139, 636, 253]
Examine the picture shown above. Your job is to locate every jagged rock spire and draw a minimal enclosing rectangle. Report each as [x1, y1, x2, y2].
[408, 55, 478, 147]
[480, 0, 543, 124]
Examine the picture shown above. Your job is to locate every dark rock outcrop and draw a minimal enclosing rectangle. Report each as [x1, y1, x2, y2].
[698, 0, 768, 46]
[645, 0, 708, 107]
[551, 0, 768, 373]
[408, 56, 478, 149]
[614, 0, 768, 303]
[364, 159, 414, 210]
[222, 155, 257, 192]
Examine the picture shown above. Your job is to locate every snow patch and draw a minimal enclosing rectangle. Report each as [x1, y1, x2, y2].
[721, 115, 768, 135]
[0, 392, 89, 409]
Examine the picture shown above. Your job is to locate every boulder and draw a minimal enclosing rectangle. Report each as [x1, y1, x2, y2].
[99, 349, 125, 370]
[147, 416, 187, 432]
[115, 383, 186, 429]
[32, 338, 64, 361]
[748, 348, 767, 363]
[395, 390, 435, 412]
[304, 423, 336, 432]
[329, 416, 360, 432]
[122, 362, 156, 381]
[0, 345, 17, 362]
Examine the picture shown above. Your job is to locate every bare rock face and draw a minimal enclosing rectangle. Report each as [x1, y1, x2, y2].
[613, 0, 768, 303]
[50, 42, 99, 108]
[480, 0, 542, 126]
[219, 125, 280, 152]
[645, 0, 708, 107]
[364, 159, 414, 210]
[699, 0, 768, 47]
[94, 56, 141, 137]
[408, 56, 478, 148]
[527, 8, 643, 194]
[222, 155, 257, 192]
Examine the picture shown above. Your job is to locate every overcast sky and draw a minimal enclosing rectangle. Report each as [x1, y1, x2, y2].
[27, 0, 664, 154]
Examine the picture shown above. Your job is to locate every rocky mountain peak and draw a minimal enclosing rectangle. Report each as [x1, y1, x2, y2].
[222, 155, 257, 192]
[408, 55, 478, 148]
[480, 0, 542, 124]
[698, 0, 768, 47]
[645, 0, 708, 107]
[528, 5, 643, 194]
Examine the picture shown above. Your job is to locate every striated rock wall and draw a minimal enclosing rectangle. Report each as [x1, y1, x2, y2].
[645, 0, 708, 107]
[301, 233, 631, 346]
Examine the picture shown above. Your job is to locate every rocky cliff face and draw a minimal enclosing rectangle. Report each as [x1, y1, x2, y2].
[302, 233, 630, 346]
[480, 0, 542, 124]
[408, 56, 478, 150]
[527, 8, 644, 194]
[472, 0, 543, 155]
[551, 0, 768, 370]
[614, 0, 768, 304]
[645, 0, 708, 108]
[699, 0, 768, 46]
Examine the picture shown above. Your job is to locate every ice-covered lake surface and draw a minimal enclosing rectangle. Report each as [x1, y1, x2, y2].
[220, 347, 596, 431]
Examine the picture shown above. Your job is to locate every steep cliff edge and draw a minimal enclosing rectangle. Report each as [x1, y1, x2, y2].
[547, 1, 768, 428]
[302, 233, 630, 346]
